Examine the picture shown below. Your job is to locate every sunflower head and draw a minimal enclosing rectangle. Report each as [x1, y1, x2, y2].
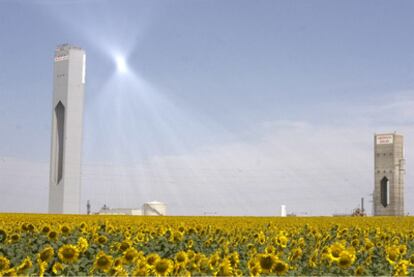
[273, 259, 289, 275]
[48, 230, 58, 241]
[52, 262, 65, 275]
[77, 237, 89, 253]
[394, 260, 409, 276]
[109, 265, 129, 276]
[354, 265, 366, 276]
[364, 239, 374, 251]
[39, 245, 55, 263]
[41, 225, 51, 234]
[132, 264, 150, 277]
[290, 248, 303, 261]
[308, 250, 318, 268]
[146, 253, 161, 266]
[38, 260, 48, 276]
[337, 251, 355, 269]
[1, 268, 17, 276]
[215, 259, 233, 276]
[175, 251, 188, 265]
[265, 245, 276, 254]
[134, 233, 146, 243]
[187, 239, 194, 249]
[16, 257, 33, 275]
[209, 253, 221, 270]
[96, 235, 108, 244]
[328, 242, 345, 262]
[386, 246, 401, 265]
[0, 256, 11, 271]
[277, 235, 288, 248]
[27, 224, 36, 232]
[257, 254, 276, 273]
[399, 245, 407, 255]
[249, 264, 262, 276]
[58, 244, 80, 264]
[10, 233, 20, 243]
[153, 258, 173, 276]
[79, 222, 87, 230]
[60, 225, 70, 234]
[123, 248, 138, 264]
[94, 251, 113, 272]
[409, 254, 414, 267]
[119, 241, 131, 252]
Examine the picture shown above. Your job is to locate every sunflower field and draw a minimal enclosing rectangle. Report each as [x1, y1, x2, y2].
[1, 214, 414, 276]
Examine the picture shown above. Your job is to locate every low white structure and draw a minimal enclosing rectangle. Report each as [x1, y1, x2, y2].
[142, 201, 166, 216]
[97, 206, 142, 215]
[281, 205, 287, 217]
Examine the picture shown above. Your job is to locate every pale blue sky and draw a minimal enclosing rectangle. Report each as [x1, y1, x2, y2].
[0, 0, 413, 215]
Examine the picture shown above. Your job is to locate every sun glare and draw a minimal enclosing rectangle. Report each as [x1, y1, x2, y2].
[115, 54, 128, 73]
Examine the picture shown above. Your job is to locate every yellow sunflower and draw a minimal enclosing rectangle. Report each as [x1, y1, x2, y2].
[394, 260, 409, 276]
[132, 260, 150, 276]
[327, 242, 345, 263]
[257, 253, 276, 274]
[96, 235, 108, 244]
[249, 264, 262, 276]
[123, 248, 138, 264]
[58, 244, 80, 264]
[41, 225, 51, 234]
[16, 256, 33, 275]
[119, 241, 131, 252]
[337, 250, 356, 269]
[215, 259, 233, 276]
[152, 258, 173, 276]
[38, 260, 48, 277]
[94, 251, 113, 272]
[277, 235, 288, 248]
[77, 237, 89, 253]
[386, 246, 401, 266]
[10, 233, 20, 243]
[47, 230, 58, 241]
[1, 268, 17, 276]
[175, 251, 188, 265]
[228, 252, 239, 268]
[209, 253, 221, 270]
[38, 245, 55, 263]
[113, 257, 123, 268]
[52, 262, 65, 275]
[273, 259, 289, 275]
[409, 254, 414, 267]
[0, 256, 11, 272]
[146, 253, 161, 267]
[289, 248, 302, 261]
[110, 265, 129, 276]
[60, 224, 71, 235]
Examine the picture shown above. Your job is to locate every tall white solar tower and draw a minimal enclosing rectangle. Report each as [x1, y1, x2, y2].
[49, 44, 86, 214]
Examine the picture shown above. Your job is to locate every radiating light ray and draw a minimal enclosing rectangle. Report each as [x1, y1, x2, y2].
[36, 0, 247, 214]
[38, 1, 154, 64]
[35, 0, 372, 215]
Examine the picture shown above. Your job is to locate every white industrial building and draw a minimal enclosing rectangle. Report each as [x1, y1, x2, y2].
[97, 201, 166, 216]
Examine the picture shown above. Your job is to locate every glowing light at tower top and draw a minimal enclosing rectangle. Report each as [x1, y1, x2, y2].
[114, 54, 128, 74]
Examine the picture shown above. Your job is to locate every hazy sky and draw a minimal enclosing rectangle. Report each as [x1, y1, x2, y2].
[1, 0, 414, 215]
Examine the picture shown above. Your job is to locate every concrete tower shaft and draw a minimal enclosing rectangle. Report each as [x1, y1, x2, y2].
[49, 44, 86, 214]
[373, 133, 405, 216]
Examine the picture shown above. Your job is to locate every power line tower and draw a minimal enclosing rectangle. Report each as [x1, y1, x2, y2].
[87, 200, 91, 215]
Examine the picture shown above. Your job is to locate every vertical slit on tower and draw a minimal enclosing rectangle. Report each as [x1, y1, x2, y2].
[55, 101, 65, 184]
[380, 176, 389, 207]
